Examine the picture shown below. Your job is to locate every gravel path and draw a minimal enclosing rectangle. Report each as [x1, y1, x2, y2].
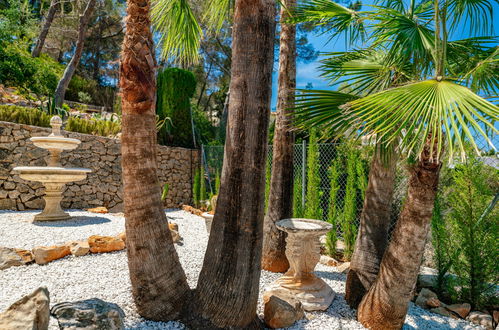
[0, 210, 482, 329]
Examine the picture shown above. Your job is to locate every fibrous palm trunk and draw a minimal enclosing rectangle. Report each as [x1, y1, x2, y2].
[262, 0, 296, 273]
[120, 0, 189, 321]
[32, 0, 59, 57]
[192, 0, 276, 328]
[54, 0, 95, 108]
[357, 142, 441, 330]
[345, 147, 398, 308]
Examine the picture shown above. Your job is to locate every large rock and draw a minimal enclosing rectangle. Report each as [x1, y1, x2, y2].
[0, 247, 24, 270]
[415, 288, 439, 309]
[467, 311, 493, 330]
[263, 295, 305, 329]
[430, 307, 453, 318]
[319, 255, 339, 267]
[51, 298, 125, 330]
[33, 245, 71, 265]
[0, 287, 50, 330]
[446, 303, 471, 319]
[68, 241, 90, 257]
[88, 236, 125, 253]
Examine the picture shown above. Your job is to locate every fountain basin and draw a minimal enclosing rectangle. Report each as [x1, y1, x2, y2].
[14, 167, 91, 183]
[30, 136, 81, 151]
[13, 166, 91, 221]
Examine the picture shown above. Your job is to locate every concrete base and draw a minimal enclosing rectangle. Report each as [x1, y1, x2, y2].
[33, 183, 69, 221]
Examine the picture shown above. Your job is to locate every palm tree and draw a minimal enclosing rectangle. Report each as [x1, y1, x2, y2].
[120, 0, 189, 320]
[294, 0, 498, 327]
[122, 0, 276, 327]
[262, 0, 297, 273]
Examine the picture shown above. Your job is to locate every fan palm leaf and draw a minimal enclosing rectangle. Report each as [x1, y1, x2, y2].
[347, 79, 498, 161]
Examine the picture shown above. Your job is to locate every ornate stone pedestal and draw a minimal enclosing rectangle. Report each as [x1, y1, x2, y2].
[263, 218, 335, 311]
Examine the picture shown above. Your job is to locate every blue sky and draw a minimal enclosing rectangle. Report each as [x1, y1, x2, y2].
[270, 0, 499, 110]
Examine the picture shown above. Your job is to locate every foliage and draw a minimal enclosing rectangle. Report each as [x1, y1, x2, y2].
[430, 193, 451, 296]
[342, 148, 358, 260]
[78, 91, 92, 104]
[156, 68, 196, 147]
[304, 129, 322, 219]
[193, 168, 201, 208]
[65, 116, 121, 137]
[265, 154, 272, 211]
[0, 42, 60, 97]
[0, 105, 51, 127]
[445, 154, 499, 308]
[161, 183, 170, 201]
[326, 158, 340, 256]
[200, 165, 206, 203]
[0, 0, 37, 43]
[293, 173, 304, 218]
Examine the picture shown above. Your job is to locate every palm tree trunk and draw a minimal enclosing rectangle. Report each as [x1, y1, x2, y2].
[32, 0, 59, 57]
[345, 147, 398, 308]
[120, 0, 189, 321]
[262, 0, 296, 273]
[192, 0, 276, 327]
[54, 0, 95, 108]
[357, 142, 441, 330]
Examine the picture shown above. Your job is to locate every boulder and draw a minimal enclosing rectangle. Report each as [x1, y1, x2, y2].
[336, 262, 350, 274]
[171, 229, 181, 243]
[87, 207, 108, 214]
[51, 298, 125, 330]
[467, 311, 493, 330]
[427, 297, 441, 308]
[445, 303, 471, 319]
[0, 287, 50, 330]
[117, 232, 126, 244]
[263, 295, 304, 329]
[320, 255, 340, 267]
[415, 288, 439, 309]
[0, 247, 23, 270]
[33, 245, 71, 265]
[15, 249, 34, 264]
[430, 307, 453, 318]
[68, 241, 90, 257]
[88, 236, 125, 253]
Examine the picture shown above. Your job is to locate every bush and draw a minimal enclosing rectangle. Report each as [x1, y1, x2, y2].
[304, 129, 323, 219]
[342, 150, 358, 260]
[293, 173, 304, 218]
[156, 68, 196, 147]
[444, 154, 499, 308]
[65, 116, 121, 137]
[193, 168, 201, 208]
[0, 42, 60, 97]
[326, 159, 341, 256]
[0, 105, 51, 127]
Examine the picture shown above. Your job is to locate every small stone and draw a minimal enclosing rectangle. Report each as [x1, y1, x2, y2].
[88, 235, 125, 253]
[68, 241, 90, 257]
[14, 249, 34, 264]
[336, 262, 350, 274]
[467, 311, 493, 330]
[426, 297, 441, 308]
[87, 206, 108, 214]
[320, 255, 339, 267]
[117, 232, 126, 244]
[171, 229, 181, 243]
[33, 245, 71, 265]
[169, 222, 179, 231]
[431, 307, 453, 318]
[51, 298, 125, 330]
[445, 303, 471, 319]
[263, 295, 304, 329]
[415, 288, 439, 309]
[0, 287, 50, 330]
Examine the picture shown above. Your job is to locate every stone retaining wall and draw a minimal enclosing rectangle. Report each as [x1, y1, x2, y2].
[0, 121, 199, 211]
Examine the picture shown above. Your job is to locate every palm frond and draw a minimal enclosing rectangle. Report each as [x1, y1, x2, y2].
[294, 89, 359, 139]
[202, 0, 233, 34]
[347, 79, 499, 161]
[152, 0, 202, 65]
[292, 0, 366, 44]
[319, 49, 414, 95]
[448, 0, 495, 36]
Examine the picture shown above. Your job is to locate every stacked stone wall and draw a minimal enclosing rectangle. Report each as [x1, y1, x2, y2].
[0, 121, 199, 211]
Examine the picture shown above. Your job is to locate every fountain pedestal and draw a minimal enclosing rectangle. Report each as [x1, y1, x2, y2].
[263, 218, 335, 311]
[13, 116, 92, 221]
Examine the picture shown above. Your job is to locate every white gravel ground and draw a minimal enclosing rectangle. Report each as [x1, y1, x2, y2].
[0, 209, 483, 329]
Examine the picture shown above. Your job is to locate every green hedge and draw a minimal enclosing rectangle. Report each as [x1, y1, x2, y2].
[0, 105, 51, 127]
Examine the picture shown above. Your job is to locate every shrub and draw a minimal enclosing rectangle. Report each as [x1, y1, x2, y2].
[65, 116, 121, 137]
[445, 154, 499, 309]
[431, 193, 451, 296]
[200, 165, 207, 204]
[156, 68, 196, 147]
[0, 105, 51, 127]
[304, 129, 322, 219]
[342, 150, 358, 260]
[293, 172, 304, 218]
[326, 159, 341, 256]
[193, 168, 201, 208]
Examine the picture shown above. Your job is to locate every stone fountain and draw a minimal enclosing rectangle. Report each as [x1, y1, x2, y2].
[263, 218, 335, 311]
[13, 116, 92, 221]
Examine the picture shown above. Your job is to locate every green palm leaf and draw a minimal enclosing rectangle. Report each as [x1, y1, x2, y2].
[202, 0, 233, 33]
[348, 79, 499, 161]
[294, 90, 359, 139]
[292, 0, 366, 43]
[152, 0, 202, 65]
[448, 0, 495, 36]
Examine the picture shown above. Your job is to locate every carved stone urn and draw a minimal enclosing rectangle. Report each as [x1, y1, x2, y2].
[263, 218, 335, 311]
